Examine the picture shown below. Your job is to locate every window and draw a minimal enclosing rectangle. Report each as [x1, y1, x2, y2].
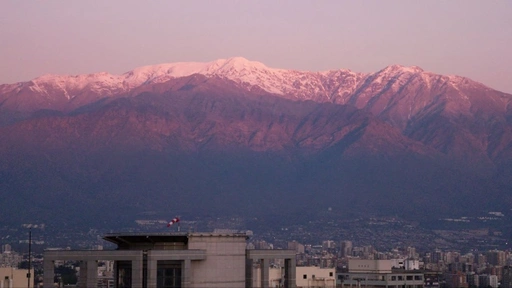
[157, 260, 181, 288]
[414, 275, 422, 280]
[117, 261, 132, 288]
[406, 275, 413, 280]
[391, 276, 397, 281]
[329, 272, 333, 277]
[312, 275, 315, 279]
[398, 276, 403, 281]
[303, 274, 307, 279]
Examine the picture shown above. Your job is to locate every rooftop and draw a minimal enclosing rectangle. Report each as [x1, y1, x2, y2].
[103, 232, 249, 246]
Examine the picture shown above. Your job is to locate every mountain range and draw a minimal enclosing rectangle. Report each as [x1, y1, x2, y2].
[1, 57, 511, 227]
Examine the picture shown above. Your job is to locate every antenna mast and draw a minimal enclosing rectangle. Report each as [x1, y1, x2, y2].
[27, 228, 31, 288]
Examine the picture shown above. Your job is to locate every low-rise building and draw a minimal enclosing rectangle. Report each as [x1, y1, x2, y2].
[337, 259, 424, 288]
[0, 267, 34, 288]
[43, 232, 296, 288]
[296, 266, 335, 288]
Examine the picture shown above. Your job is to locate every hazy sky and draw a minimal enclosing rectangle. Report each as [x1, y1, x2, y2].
[1, 1, 511, 93]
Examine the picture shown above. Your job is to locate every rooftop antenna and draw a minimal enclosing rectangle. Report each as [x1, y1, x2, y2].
[27, 228, 31, 288]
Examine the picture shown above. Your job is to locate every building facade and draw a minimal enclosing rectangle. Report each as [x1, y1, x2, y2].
[337, 259, 424, 288]
[296, 266, 335, 288]
[503, 266, 512, 288]
[0, 267, 34, 288]
[43, 232, 296, 288]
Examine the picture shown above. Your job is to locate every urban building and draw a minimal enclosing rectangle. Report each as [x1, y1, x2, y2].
[288, 241, 305, 254]
[0, 267, 34, 288]
[1, 245, 11, 254]
[487, 250, 506, 266]
[252, 265, 335, 288]
[296, 266, 335, 288]
[466, 272, 479, 288]
[444, 271, 468, 288]
[43, 232, 296, 288]
[502, 266, 512, 288]
[0, 251, 22, 268]
[340, 241, 352, 258]
[337, 259, 424, 288]
[478, 274, 498, 288]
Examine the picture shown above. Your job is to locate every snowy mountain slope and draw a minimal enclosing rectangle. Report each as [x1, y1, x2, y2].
[1, 57, 511, 164]
[0, 57, 364, 111]
[1, 57, 509, 113]
[1, 62, 512, 225]
[1, 75, 510, 227]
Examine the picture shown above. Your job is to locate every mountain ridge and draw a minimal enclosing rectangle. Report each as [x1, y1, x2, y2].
[1, 59, 511, 166]
[1, 58, 512, 226]
[3, 57, 507, 111]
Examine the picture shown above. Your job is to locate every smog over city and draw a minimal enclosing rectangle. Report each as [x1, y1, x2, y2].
[1, 2, 512, 288]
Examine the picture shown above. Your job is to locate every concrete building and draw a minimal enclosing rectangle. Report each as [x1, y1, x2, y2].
[444, 271, 468, 288]
[389, 259, 421, 270]
[43, 232, 296, 288]
[0, 267, 34, 288]
[466, 272, 479, 288]
[296, 266, 335, 288]
[288, 241, 305, 254]
[337, 259, 424, 288]
[1, 245, 11, 254]
[502, 266, 512, 288]
[251, 266, 283, 288]
[340, 241, 352, 258]
[252, 266, 335, 288]
[322, 241, 336, 250]
[487, 250, 506, 266]
[478, 274, 498, 288]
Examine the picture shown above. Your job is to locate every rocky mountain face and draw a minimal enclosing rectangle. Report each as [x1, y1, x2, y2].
[1, 58, 511, 226]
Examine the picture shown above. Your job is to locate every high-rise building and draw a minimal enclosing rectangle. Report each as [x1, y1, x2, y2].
[477, 254, 487, 265]
[487, 250, 506, 266]
[479, 274, 499, 288]
[502, 266, 512, 288]
[1, 244, 11, 253]
[432, 249, 443, 263]
[466, 272, 479, 288]
[406, 246, 417, 259]
[444, 271, 468, 288]
[444, 252, 455, 264]
[340, 241, 352, 257]
[288, 241, 305, 254]
[322, 240, 336, 250]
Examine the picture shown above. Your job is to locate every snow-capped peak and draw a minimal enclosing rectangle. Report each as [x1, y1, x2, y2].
[215, 57, 273, 72]
[3, 57, 500, 111]
[380, 64, 424, 74]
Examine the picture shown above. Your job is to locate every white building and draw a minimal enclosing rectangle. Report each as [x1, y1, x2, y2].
[390, 259, 421, 270]
[253, 266, 336, 288]
[479, 274, 498, 288]
[338, 259, 424, 288]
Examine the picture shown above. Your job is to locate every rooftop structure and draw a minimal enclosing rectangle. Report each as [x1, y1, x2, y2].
[43, 232, 296, 288]
[338, 259, 425, 288]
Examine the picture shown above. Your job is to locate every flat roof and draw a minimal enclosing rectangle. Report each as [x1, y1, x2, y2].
[103, 232, 249, 245]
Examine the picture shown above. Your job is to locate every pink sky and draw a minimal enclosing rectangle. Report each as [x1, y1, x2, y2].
[1, 1, 511, 93]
